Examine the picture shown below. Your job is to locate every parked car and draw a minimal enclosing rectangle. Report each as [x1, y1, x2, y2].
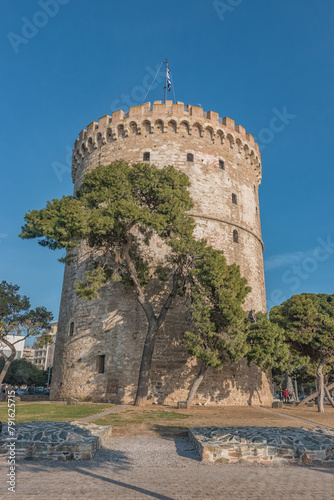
[15, 388, 27, 396]
[27, 387, 45, 395]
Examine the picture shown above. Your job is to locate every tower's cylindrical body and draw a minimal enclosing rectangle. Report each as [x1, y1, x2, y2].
[51, 101, 272, 405]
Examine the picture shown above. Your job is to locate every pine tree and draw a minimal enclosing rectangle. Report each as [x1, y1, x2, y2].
[20, 161, 195, 405]
[0, 281, 53, 385]
[184, 244, 251, 404]
[270, 293, 334, 412]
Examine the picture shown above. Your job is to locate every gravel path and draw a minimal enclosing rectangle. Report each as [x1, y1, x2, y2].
[0, 435, 333, 500]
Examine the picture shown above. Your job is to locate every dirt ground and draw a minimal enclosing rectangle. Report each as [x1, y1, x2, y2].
[276, 404, 334, 428]
[91, 403, 334, 436]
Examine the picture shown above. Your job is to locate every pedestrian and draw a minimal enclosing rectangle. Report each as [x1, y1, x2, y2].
[1, 384, 6, 402]
[283, 388, 290, 403]
[278, 387, 283, 401]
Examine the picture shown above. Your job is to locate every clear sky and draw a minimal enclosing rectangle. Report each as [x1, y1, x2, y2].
[1, 0, 333, 327]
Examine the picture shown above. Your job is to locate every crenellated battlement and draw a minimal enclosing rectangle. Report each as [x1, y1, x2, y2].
[72, 101, 261, 183]
[75, 101, 259, 150]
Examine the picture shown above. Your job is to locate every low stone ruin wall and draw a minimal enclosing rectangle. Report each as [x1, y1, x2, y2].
[189, 426, 334, 464]
[0, 421, 111, 461]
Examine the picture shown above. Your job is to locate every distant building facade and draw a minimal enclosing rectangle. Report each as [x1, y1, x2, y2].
[23, 322, 58, 371]
[22, 346, 35, 362]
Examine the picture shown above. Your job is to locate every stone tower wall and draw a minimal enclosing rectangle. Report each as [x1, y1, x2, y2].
[51, 101, 272, 406]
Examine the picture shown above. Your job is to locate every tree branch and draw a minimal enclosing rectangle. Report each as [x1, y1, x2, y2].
[122, 231, 155, 321]
[0, 336, 16, 357]
[157, 270, 180, 328]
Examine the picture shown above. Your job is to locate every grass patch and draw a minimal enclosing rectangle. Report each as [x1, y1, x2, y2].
[0, 403, 114, 423]
[93, 409, 189, 429]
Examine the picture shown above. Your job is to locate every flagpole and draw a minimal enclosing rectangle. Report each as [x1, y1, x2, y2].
[164, 58, 168, 104]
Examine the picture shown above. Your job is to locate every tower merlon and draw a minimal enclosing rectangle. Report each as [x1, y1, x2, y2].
[74, 102, 262, 160]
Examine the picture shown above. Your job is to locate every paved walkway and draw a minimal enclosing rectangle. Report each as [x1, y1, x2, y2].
[77, 404, 132, 423]
[257, 406, 333, 431]
[1, 435, 333, 499]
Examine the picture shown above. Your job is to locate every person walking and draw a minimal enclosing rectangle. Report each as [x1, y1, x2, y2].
[283, 388, 290, 403]
[0, 384, 6, 402]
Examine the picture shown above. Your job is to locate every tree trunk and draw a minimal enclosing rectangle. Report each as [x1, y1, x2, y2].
[298, 382, 334, 406]
[285, 372, 296, 400]
[316, 358, 326, 413]
[134, 321, 159, 406]
[324, 384, 334, 408]
[293, 378, 299, 402]
[0, 345, 16, 386]
[186, 363, 209, 406]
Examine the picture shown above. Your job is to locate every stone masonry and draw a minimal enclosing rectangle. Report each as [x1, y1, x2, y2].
[51, 101, 272, 406]
[189, 426, 334, 464]
[0, 421, 111, 461]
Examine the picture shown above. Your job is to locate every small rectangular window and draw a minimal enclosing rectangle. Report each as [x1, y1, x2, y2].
[187, 153, 194, 162]
[232, 193, 237, 205]
[233, 230, 239, 243]
[69, 322, 74, 337]
[219, 160, 225, 170]
[143, 152, 150, 161]
[97, 355, 105, 374]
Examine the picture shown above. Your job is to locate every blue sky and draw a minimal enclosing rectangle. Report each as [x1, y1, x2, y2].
[1, 0, 333, 326]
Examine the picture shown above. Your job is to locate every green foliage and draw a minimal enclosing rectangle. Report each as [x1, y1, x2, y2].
[246, 312, 291, 372]
[20, 161, 195, 299]
[184, 244, 251, 370]
[0, 281, 53, 340]
[0, 358, 47, 386]
[270, 293, 334, 365]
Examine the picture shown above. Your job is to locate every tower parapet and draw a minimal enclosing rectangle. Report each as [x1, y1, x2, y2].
[72, 101, 261, 184]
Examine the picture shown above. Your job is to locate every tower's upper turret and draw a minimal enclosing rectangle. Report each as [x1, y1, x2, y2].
[72, 100, 261, 185]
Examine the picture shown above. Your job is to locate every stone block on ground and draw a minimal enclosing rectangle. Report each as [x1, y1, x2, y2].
[189, 426, 334, 465]
[177, 401, 188, 409]
[67, 397, 78, 405]
[272, 401, 283, 409]
[0, 421, 111, 461]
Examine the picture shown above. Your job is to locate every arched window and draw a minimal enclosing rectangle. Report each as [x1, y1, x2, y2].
[130, 122, 138, 135]
[232, 193, 237, 205]
[143, 121, 151, 134]
[155, 120, 164, 132]
[180, 121, 190, 136]
[69, 322, 74, 337]
[168, 120, 177, 133]
[143, 152, 150, 161]
[233, 230, 239, 243]
[219, 160, 225, 170]
[117, 125, 125, 139]
[187, 153, 194, 162]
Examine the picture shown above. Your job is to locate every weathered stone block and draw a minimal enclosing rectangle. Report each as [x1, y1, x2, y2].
[177, 401, 188, 409]
[67, 397, 78, 405]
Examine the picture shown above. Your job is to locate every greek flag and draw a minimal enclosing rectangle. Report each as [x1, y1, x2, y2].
[167, 67, 172, 92]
